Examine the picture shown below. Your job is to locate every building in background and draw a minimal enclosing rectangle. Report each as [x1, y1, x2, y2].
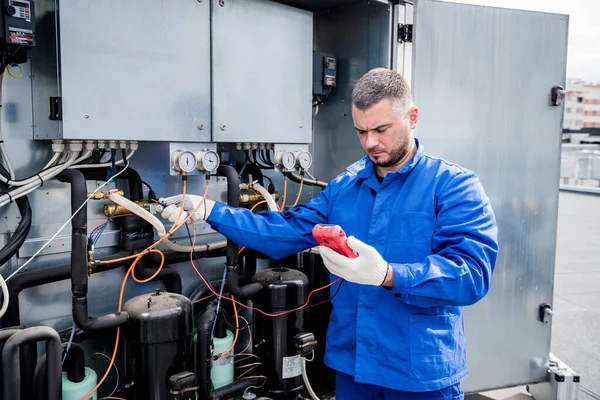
[563, 79, 600, 134]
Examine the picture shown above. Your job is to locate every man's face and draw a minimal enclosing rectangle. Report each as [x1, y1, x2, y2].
[352, 99, 418, 172]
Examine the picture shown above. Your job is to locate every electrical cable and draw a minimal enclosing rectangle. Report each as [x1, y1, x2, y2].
[217, 294, 238, 358]
[0, 273, 9, 318]
[92, 351, 120, 399]
[5, 153, 131, 283]
[189, 221, 343, 318]
[71, 150, 135, 169]
[61, 324, 75, 366]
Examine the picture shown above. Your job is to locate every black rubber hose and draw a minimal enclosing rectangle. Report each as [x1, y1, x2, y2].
[210, 378, 264, 400]
[226, 266, 262, 299]
[62, 342, 85, 382]
[58, 169, 129, 331]
[0, 327, 36, 400]
[216, 165, 239, 266]
[288, 171, 327, 189]
[197, 306, 217, 399]
[2, 326, 61, 400]
[0, 164, 32, 268]
[216, 165, 262, 299]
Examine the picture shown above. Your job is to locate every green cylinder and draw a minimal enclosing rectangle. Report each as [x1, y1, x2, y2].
[211, 329, 235, 389]
[62, 367, 98, 400]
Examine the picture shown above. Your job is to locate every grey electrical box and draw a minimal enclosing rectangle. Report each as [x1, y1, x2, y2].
[211, 0, 313, 144]
[42, 0, 212, 142]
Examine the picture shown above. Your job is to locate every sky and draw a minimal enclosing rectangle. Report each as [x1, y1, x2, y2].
[441, 0, 600, 83]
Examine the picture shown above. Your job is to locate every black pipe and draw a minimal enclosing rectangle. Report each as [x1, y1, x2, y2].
[216, 165, 263, 299]
[288, 172, 327, 189]
[210, 378, 264, 400]
[133, 256, 182, 294]
[34, 342, 86, 400]
[190, 280, 222, 302]
[2, 326, 61, 400]
[2, 247, 226, 327]
[80, 166, 144, 201]
[57, 169, 129, 331]
[217, 165, 239, 266]
[62, 343, 85, 382]
[0, 328, 37, 400]
[197, 306, 217, 399]
[226, 267, 262, 299]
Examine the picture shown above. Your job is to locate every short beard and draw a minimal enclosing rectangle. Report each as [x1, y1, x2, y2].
[372, 137, 412, 168]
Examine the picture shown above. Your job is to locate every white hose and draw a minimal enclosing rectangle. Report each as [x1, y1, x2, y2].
[108, 193, 226, 253]
[0, 142, 15, 180]
[0, 273, 9, 319]
[72, 149, 93, 165]
[72, 150, 136, 169]
[252, 182, 279, 212]
[301, 357, 321, 400]
[42, 152, 61, 170]
[0, 152, 80, 208]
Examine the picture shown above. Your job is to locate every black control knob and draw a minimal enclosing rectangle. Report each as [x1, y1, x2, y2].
[5, 6, 16, 16]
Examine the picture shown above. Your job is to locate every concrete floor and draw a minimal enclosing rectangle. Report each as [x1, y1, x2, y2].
[551, 191, 600, 395]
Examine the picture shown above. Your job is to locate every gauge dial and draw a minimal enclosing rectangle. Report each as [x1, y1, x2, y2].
[295, 150, 312, 170]
[172, 150, 197, 173]
[197, 150, 220, 173]
[277, 151, 296, 170]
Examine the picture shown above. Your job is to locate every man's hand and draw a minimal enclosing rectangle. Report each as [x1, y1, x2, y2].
[158, 194, 215, 224]
[319, 236, 391, 287]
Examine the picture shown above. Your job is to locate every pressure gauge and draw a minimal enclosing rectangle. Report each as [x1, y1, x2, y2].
[172, 150, 197, 174]
[196, 150, 220, 173]
[276, 150, 296, 170]
[295, 150, 313, 170]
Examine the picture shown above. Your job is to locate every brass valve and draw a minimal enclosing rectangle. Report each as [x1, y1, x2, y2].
[103, 201, 151, 217]
[239, 190, 280, 205]
[88, 190, 124, 200]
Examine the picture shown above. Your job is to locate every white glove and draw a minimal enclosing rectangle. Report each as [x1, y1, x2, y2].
[319, 236, 390, 286]
[158, 194, 216, 224]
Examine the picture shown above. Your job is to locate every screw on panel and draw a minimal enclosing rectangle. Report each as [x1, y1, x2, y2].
[219, 0, 225, 6]
[299, 124, 303, 128]
[84, 114, 90, 119]
[220, 124, 226, 130]
[197, 123, 205, 130]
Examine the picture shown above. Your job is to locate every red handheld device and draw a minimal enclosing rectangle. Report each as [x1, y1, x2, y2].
[312, 224, 358, 258]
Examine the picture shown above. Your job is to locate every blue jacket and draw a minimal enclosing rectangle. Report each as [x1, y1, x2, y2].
[207, 140, 498, 392]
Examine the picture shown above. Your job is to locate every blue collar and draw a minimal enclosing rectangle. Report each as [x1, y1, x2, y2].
[348, 138, 425, 180]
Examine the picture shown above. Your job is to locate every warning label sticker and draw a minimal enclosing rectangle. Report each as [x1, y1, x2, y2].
[282, 355, 301, 379]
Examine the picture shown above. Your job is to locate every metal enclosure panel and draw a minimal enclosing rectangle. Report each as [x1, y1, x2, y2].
[312, 2, 393, 181]
[412, 0, 568, 391]
[30, 0, 61, 139]
[57, 0, 211, 141]
[211, 0, 313, 144]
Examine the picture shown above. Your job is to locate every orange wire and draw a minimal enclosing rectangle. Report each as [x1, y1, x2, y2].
[217, 295, 239, 358]
[292, 175, 304, 207]
[279, 177, 288, 211]
[81, 179, 212, 399]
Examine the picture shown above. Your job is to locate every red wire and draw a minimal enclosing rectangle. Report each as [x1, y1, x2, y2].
[190, 221, 341, 318]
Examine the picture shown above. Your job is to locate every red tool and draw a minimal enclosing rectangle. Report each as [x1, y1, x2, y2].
[312, 224, 358, 258]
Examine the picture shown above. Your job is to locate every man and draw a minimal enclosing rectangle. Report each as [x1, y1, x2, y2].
[161, 68, 498, 399]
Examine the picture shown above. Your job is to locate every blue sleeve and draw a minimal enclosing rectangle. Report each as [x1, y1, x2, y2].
[206, 186, 331, 260]
[390, 171, 498, 307]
